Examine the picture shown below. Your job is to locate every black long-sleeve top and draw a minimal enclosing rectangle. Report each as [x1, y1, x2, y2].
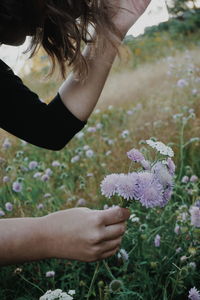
[0, 59, 86, 151]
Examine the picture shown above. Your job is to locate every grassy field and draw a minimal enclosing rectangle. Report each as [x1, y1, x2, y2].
[0, 30, 200, 299]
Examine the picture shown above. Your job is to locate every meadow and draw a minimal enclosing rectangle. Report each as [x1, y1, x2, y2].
[0, 29, 200, 300]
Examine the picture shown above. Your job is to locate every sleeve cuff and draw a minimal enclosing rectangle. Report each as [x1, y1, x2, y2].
[48, 93, 87, 128]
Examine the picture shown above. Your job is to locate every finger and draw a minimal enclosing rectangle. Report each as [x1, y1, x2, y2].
[103, 221, 126, 241]
[99, 236, 122, 253]
[100, 207, 130, 226]
[99, 246, 120, 260]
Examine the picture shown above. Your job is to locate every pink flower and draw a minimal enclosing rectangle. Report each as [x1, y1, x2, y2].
[154, 234, 161, 247]
[127, 149, 144, 162]
[188, 287, 200, 300]
[190, 206, 200, 227]
[190, 175, 198, 183]
[5, 202, 13, 212]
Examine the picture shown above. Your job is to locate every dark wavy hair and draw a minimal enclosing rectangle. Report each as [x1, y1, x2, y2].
[0, 0, 123, 81]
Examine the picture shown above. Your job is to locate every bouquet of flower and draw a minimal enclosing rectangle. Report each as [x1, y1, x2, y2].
[100, 139, 176, 209]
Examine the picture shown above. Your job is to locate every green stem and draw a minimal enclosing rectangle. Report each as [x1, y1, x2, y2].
[178, 123, 185, 181]
[103, 260, 116, 280]
[18, 274, 44, 293]
[86, 262, 100, 300]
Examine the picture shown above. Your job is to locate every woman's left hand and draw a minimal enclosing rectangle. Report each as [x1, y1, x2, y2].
[109, 0, 152, 37]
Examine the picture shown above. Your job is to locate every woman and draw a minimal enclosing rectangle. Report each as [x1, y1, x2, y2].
[0, 0, 151, 265]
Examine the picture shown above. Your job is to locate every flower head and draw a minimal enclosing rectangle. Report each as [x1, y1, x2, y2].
[127, 148, 144, 162]
[5, 202, 13, 212]
[190, 206, 200, 227]
[12, 181, 22, 193]
[117, 173, 138, 200]
[100, 174, 121, 198]
[188, 287, 200, 300]
[146, 140, 174, 157]
[154, 234, 161, 247]
[46, 270, 55, 278]
[28, 161, 38, 170]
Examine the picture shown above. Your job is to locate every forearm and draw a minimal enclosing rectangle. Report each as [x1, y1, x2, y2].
[0, 217, 47, 266]
[59, 32, 125, 121]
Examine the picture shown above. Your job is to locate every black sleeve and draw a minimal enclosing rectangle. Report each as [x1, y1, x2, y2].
[0, 59, 86, 151]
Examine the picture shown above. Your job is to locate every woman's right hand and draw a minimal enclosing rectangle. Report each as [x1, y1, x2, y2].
[42, 206, 130, 262]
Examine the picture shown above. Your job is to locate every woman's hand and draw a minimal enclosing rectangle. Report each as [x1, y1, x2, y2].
[43, 206, 130, 262]
[110, 0, 152, 37]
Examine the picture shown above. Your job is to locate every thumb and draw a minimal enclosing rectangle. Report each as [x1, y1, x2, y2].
[100, 206, 130, 226]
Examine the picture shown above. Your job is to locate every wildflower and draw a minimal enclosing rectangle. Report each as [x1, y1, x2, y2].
[192, 89, 198, 95]
[71, 155, 80, 163]
[190, 175, 198, 183]
[180, 255, 188, 262]
[96, 122, 103, 129]
[182, 176, 190, 183]
[106, 150, 112, 156]
[121, 130, 129, 138]
[3, 176, 10, 183]
[130, 214, 140, 223]
[76, 198, 86, 206]
[52, 161, 61, 167]
[0, 210, 5, 217]
[190, 206, 200, 227]
[76, 132, 84, 139]
[174, 224, 180, 234]
[46, 270, 55, 278]
[136, 172, 164, 208]
[154, 234, 161, 247]
[167, 158, 176, 175]
[39, 289, 74, 300]
[28, 161, 38, 170]
[100, 174, 121, 198]
[86, 149, 94, 158]
[140, 160, 151, 170]
[87, 127, 96, 133]
[139, 183, 164, 208]
[117, 173, 138, 200]
[109, 280, 123, 293]
[83, 145, 90, 151]
[33, 172, 42, 178]
[117, 248, 129, 263]
[152, 162, 173, 189]
[45, 168, 53, 176]
[87, 173, 93, 177]
[37, 203, 44, 210]
[188, 287, 200, 300]
[12, 181, 22, 193]
[188, 262, 196, 270]
[176, 247, 182, 254]
[41, 174, 50, 182]
[5, 202, 13, 212]
[2, 138, 12, 149]
[127, 148, 144, 162]
[177, 78, 188, 88]
[146, 140, 174, 157]
[44, 193, 51, 198]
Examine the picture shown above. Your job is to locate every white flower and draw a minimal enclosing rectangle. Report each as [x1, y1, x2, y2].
[121, 130, 130, 138]
[39, 289, 74, 300]
[85, 149, 94, 158]
[146, 140, 174, 157]
[76, 132, 84, 139]
[71, 155, 80, 163]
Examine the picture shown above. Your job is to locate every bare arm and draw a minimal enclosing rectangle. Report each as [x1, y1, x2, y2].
[59, 0, 151, 122]
[0, 207, 130, 266]
[59, 32, 122, 122]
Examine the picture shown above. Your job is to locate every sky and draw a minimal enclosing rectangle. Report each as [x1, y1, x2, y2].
[0, 0, 169, 72]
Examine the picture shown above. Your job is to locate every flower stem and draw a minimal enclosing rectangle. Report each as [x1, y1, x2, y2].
[103, 260, 116, 280]
[86, 262, 100, 300]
